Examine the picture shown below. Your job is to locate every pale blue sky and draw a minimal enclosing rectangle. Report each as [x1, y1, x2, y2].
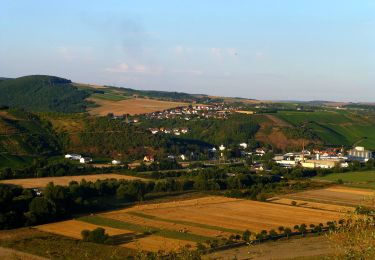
[1, 1, 374, 101]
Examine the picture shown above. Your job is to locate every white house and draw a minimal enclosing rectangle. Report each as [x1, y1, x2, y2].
[111, 160, 121, 165]
[65, 154, 82, 160]
[79, 157, 92, 164]
[239, 143, 248, 149]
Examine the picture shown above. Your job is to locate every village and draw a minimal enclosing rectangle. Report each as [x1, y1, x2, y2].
[64, 145, 374, 172]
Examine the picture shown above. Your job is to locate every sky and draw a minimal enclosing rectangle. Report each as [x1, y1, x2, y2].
[1, 1, 374, 101]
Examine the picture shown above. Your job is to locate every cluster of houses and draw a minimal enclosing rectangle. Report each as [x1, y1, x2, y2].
[148, 127, 189, 135]
[65, 154, 122, 165]
[273, 146, 374, 169]
[64, 154, 92, 164]
[144, 105, 235, 121]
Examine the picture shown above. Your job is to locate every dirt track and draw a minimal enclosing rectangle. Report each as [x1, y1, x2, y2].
[0, 174, 145, 188]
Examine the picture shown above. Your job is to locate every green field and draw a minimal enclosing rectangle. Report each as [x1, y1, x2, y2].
[275, 110, 375, 149]
[314, 171, 375, 189]
[91, 92, 129, 101]
[79, 215, 211, 243]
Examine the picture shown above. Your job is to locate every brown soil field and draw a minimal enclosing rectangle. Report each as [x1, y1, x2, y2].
[102, 196, 342, 233]
[0, 247, 46, 260]
[285, 186, 375, 207]
[255, 115, 312, 150]
[269, 198, 354, 213]
[88, 97, 188, 116]
[206, 235, 335, 260]
[121, 235, 194, 252]
[0, 174, 146, 188]
[36, 220, 132, 239]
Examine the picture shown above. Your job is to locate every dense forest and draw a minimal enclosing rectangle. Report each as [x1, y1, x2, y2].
[0, 75, 94, 113]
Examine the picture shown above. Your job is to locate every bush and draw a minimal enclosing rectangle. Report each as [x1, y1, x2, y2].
[81, 228, 109, 244]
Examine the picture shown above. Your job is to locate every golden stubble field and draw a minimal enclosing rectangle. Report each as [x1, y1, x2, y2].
[34, 187, 372, 253]
[0, 174, 146, 188]
[283, 186, 375, 207]
[105, 196, 343, 233]
[88, 97, 188, 116]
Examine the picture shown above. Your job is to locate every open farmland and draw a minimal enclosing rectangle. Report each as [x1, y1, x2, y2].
[0, 174, 145, 188]
[71, 196, 343, 252]
[121, 235, 194, 252]
[284, 186, 375, 207]
[88, 97, 188, 116]
[36, 220, 132, 239]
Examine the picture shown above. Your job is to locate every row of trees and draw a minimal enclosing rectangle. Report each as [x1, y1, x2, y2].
[0, 169, 281, 229]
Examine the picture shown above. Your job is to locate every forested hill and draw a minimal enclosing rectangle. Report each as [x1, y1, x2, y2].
[0, 75, 94, 113]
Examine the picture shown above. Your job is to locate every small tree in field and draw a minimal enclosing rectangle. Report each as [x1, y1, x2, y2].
[242, 230, 251, 242]
[284, 227, 292, 239]
[293, 225, 300, 232]
[299, 223, 307, 236]
[278, 226, 284, 234]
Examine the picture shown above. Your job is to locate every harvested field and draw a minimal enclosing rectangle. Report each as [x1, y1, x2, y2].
[121, 235, 194, 252]
[36, 220, 132, 239]
[285, 186, 375, 207]
[104, 212, 233, 237]
[269, 198, 354, 213]
[88, 97, 188, 116]
[0, 174, 145, 188]
[100, 196, 342, 233]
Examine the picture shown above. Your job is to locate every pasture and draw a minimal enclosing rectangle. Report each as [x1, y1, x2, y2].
[314, 171, 375, 187]
[0, 173, 146, 188]
[88, 97, 188, 116]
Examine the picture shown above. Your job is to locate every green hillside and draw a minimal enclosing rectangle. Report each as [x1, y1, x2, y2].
[275, 110, 375, 149]
[0, 109, 60, 169]
[0, 75, 94, 113]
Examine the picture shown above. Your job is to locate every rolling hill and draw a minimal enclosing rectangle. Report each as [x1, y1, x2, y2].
[0, 75, 94, 113]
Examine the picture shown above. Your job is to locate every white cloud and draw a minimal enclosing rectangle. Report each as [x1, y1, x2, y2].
[210, 47, 238, 58]
[105, 63, 163, 75]
[255, 51, 264, 60]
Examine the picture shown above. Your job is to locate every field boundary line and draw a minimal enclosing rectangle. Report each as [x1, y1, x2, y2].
[128, 211, 242, 234]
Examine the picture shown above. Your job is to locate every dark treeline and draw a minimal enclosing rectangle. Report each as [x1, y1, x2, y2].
[0, 168, 281, 230]
[0, 161, 128, 180]
[134, 160, 182, 172]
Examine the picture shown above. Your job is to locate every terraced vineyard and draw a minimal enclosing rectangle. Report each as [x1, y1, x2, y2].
[275, 110, 375, 149]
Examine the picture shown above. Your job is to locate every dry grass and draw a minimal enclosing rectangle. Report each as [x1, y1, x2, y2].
[0, 174, 146, 188]
[102, 196, 343, 233]
[88, 97, 188, 116]
[269, 198, 354, 213]
[120, 235, 194, 252]
[285, 186, 375, 207]
[36, 220, 132, 239]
